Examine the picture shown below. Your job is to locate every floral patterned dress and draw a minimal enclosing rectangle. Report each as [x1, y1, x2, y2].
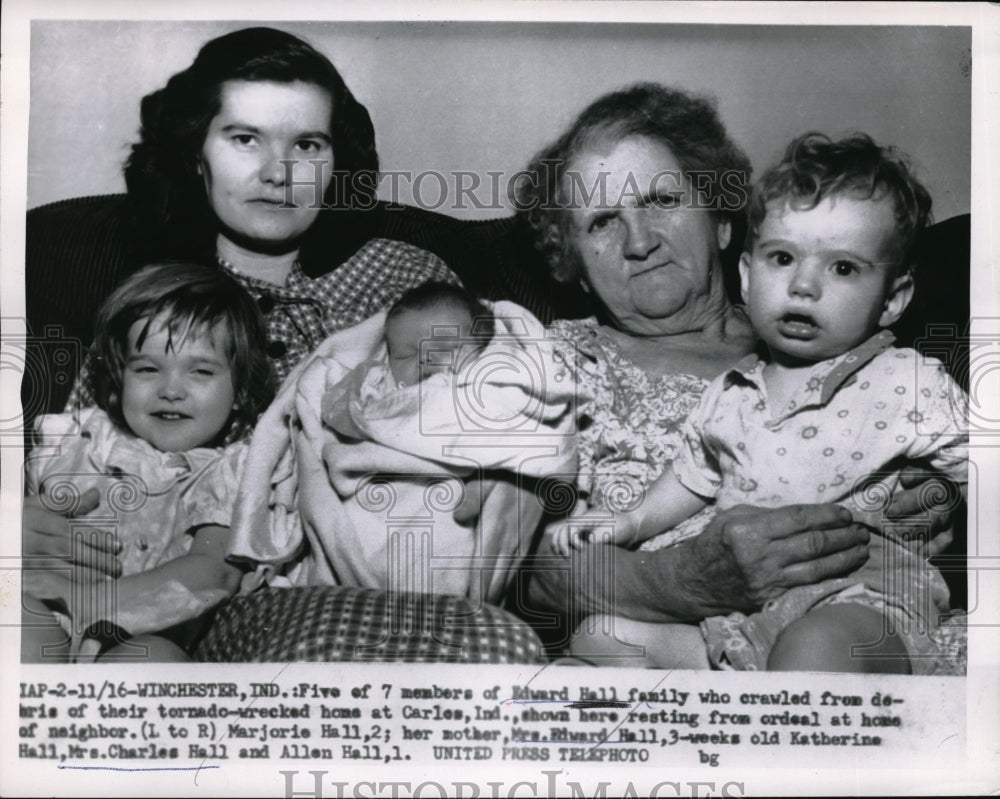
[548, 317, 716, 548]
[547, 317, 966, 674]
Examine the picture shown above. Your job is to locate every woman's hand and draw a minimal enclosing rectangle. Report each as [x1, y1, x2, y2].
[21, 560, 113, 634]
[677, 503, 872, 615]
[23, 488, 122, 578]
[525, 501, 872, 625]
[885, 464, 963, 556]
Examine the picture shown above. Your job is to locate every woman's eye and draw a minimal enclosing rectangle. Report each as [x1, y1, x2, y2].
[833, 260, 859, 276]
[296, 140, 324, 153]
[232, 134, 256, 147]
[588, 214, 617, 234]
[768, 250, 794, 266]
[652, 192, 682, 209]
[194, 369, 215, 377]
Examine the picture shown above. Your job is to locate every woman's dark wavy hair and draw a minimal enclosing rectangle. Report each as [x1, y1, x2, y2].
[516, 83, 752, 284]
[124, 27, 378, 261]
[92, 263, 275, 445]
[746, 132, 933, 273]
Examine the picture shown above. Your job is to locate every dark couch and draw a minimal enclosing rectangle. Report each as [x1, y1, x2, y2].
[23, 196, 971, 658]
[24, 195, 970, 416]
[23, 195, 583, 429]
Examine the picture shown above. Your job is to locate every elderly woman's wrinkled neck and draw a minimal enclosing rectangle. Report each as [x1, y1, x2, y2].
[599, 260, 735, 337]
[599, 293, 755, 382]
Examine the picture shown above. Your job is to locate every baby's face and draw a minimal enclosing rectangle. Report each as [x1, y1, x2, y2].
[386, 306, 474, 387]
[739, 194, 913, 366]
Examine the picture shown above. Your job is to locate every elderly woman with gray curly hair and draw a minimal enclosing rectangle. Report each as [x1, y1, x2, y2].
[516, 83, 958, 672]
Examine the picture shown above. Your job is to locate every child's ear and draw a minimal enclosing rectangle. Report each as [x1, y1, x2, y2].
[738, 252, 751, 305]
[879, 271, 915, 328]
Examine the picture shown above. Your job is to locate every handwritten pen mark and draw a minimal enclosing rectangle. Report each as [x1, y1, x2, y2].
[581, 671, 675, 758]
[512, 739, 640, 745]
[58, 765, 221, 773]
[502, 699, 567, 706]
[195, 663, 293, 786]
[601, 673, 670, 748]
[515, 661, 550, 691]
[505, 671, 680, 755]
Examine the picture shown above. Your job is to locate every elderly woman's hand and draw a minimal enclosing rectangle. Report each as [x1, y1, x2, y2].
[525, 501, 871, 624]
[678, 503, 871, 615]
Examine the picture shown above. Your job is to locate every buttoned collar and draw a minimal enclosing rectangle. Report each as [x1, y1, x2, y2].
[215, 256, 311, 297]
[723, 329, 897, 413]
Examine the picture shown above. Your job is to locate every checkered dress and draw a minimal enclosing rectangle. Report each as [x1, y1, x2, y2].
[67, 238, 459, 408]
[194, 587, 547, 663]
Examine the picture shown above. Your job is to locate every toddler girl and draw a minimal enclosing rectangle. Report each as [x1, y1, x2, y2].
[23, 263, 273, 662]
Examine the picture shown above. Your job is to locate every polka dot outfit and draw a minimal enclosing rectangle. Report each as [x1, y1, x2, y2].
[673, 330, 969, 671]
[25, 407, 245, 638]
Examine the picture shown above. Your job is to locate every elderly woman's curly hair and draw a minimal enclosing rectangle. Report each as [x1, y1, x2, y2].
[124, 27, 378, 261]
[746, 132, 933, 273]
[516, 83, 753, 285]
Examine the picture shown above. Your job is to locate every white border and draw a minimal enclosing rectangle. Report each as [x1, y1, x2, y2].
[2, 2, 998, 797]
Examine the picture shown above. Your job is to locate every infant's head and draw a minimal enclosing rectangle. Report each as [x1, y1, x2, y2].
[384, 282, 494, 387]
[741, 132, 932, 365]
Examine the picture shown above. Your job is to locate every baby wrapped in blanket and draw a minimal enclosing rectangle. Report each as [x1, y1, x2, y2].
[230, 283, 582, 602]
